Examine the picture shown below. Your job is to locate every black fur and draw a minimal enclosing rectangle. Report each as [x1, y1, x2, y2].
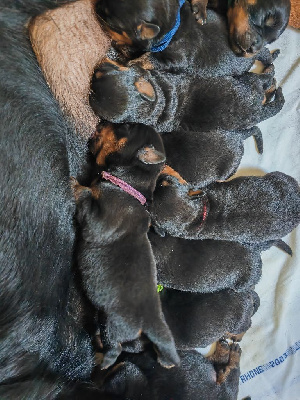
[101, 345, 242, 400]
[190, 0, 290, 55]
[162, 126, 263, 188]
[150, 231, 292, 293]
[151, 231, 262, 293]
[151, 172, 300, 243]
[73, 123, 179, 370]
[0, 1, 99, 398]
[95, 0, 179, 54]
[91, 8, 283, 133]
[160, 288, 258, 349]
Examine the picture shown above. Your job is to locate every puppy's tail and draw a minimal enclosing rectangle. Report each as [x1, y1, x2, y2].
[259, 240, 292, 256]
[274, 240, 293, 256]
[253, 130, 263, 154]
[241, 126, 263, 154]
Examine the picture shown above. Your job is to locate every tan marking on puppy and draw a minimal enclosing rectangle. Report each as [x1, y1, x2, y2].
[70, 177, 93, 201]
[91, 185, 102, 200]
[95, 352, 104, 365]
[101, 58, 129, 71]
[247, 0, 257, 5]
[91, 125, 127, 166]
[105, 26, 133, 45]
[134, 77, 156, 101]
[216, 344, 241, 385]
[161, 180, 171, 187]
[161, 166, 187, 185]
[207, 340, 230, 364]
[265, 15, 275, 27]
[95, 71, 104, 79]
[188, 189, 203, 197]
[29, 0, 111, 139]
[227, 4, 250, 37]
[128, 53, 154, 70]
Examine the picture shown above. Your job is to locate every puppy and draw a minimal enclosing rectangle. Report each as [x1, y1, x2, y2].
[100, 344, 242, 399]
[149, 230, 291, 293]
[160, 288, 259, 349]
[94, 0, 181, 54]
[162, 126, 263, 188]
[181, 65, 284, 132]
[91, 9, 282, 132]
[151, 172, 300, 243]
[73, 123, 179, 369]
[190, 0, 291, 56]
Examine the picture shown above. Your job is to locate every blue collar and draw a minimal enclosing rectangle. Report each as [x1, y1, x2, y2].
[150, 0, 185, 53]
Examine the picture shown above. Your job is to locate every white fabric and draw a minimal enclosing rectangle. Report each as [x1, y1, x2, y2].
[236, 27, 300, 400]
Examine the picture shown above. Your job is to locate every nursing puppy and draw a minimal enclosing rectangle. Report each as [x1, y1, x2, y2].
[101, 345, 242, 399]
[95, 0, 180, 54]
[190, 0, 291, 56]
[160, 288, 259, 349]
[151, 172, 300, 243]
[162, 126, 263, 188]
[149, 231, 291, 293]
[73, 123, 179, 370]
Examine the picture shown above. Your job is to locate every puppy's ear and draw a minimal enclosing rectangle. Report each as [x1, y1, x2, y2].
[137, 20, 160, 40]
[134, 77, 156, 102]
[137, 145, 166, 165]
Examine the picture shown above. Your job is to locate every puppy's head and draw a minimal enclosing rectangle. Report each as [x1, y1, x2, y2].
[90, 62, 157, 125]
[90, 123, 165, 196]
[95, 0, 179, 53]
[227, 0, 290, 56]
[151, 171, 209, 239]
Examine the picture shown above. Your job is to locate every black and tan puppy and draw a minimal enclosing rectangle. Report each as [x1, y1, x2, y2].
[95, 0, 180, 54]
[91, 9, 283, 133]
[149, 231, 292, 294]
[162, 126, 263, 188]
[160, 288, 259, 349]
[101, 344, 242, 399]
[151, 172, 300, 243]
[72, 123, 179, 370]
[190, 0, 291, 55]
[152, 232, 262, 293]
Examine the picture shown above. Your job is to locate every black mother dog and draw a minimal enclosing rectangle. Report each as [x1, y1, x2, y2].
[0, 1, 114, 398]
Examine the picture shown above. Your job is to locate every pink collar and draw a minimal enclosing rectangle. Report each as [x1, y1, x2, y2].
[101, 171, 147, 206]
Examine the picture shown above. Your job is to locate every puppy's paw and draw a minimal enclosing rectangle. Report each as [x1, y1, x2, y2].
[156, 350, 180, 369]
[208, 339, 230, 365]
[216, 343, 241, 385]
[190, 0, 208, 25]
[152, 336, 180, 369]
[271, 49, 280, 62]
[263, 78, 277, 103]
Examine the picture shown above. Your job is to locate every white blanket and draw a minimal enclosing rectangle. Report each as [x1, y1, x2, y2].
[236, 27, 300, 400]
